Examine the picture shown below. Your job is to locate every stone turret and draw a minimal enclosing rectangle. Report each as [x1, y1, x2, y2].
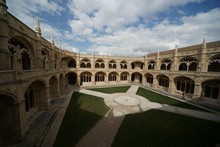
[156, 50, 160, 70]
[51, 33, 55, 48]
[0, 0, 10, 70]
[35, 18, 42, 38]
[173, 45, 178, 71]
[200, 38, 207, 72]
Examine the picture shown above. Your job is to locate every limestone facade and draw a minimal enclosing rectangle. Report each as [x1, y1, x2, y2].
[0, 1, 220, 145]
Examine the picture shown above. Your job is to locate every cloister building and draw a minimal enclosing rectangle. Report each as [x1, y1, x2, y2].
[0, 1, 220, 145]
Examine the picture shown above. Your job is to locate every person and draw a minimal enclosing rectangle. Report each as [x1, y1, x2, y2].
[182, 92, 185, 99]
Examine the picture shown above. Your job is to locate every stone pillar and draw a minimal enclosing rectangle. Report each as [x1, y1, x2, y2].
[38, 86, 50, 110]
[0, 1, 10, 70]
[142, 74, 147, 85]
[168, 80, 174, 93]
[193, 83, 202, 100]
[77, 75, 81, 86]
[91, 74, 95, 85]
[152, 75, 158, 88]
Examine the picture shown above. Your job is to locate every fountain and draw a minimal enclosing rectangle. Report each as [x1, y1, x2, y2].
[114, 95, 139, 106]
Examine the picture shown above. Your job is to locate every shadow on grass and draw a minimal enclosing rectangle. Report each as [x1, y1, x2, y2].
[53, 92, 109, 147]
[89, 86, 130, 94]
[112, 109, 220, 147]
[137, 87, 208, 112]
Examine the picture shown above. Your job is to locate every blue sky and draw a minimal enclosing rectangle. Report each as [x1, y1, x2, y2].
[7, 0, 220, 56]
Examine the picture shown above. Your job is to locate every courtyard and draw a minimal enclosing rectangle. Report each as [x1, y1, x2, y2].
[47, 85, 220, 147]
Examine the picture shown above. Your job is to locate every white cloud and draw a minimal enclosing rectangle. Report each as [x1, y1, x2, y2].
[87, 8, 220, 56]
[67, 0, 203, 34]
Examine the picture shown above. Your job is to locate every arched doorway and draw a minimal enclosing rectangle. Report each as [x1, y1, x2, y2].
[80, 72, 92, 85]
[202, 79, 220, 101]
[0, 94, 21, 145]
[157, 74, 169, 89]
[66, 72, 77, 85]
[25, 80, 47, 111]
[174, 76, 195, 96]
[145, 73, 153, 85]
[131, 72, 142, 83]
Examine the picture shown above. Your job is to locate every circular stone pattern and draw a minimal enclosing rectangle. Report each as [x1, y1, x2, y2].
[114, 95, 139, 106]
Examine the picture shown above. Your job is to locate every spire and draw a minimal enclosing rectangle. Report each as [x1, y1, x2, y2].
[59, 40, 61, 50]
[202, 37, 206, 48]
[51, 32, 55, 47]
[157, 50, 160, 58]
[35, 17, 41, 38]
[175, 44, 178, 52]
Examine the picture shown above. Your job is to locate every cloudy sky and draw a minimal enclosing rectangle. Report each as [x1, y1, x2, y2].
[7, 0, 220, 56]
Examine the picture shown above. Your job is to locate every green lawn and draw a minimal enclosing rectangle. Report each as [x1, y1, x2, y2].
[89, 86, 130, 94]
[53, 92, 109, 147]
[137, 87, 207, 111]
[112, 109, 220, 147]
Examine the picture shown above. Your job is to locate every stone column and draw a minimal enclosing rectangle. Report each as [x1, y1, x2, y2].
[77, 75, 81, 86]
[142, 74, 147, 85]
[193, 83, 202, 100]
[38, 86, 50, 110]
[168, 80, 174, 93]
[0, 1, 10, 70]
[152, 75, 158, 88]
[91, 74, 95, 85]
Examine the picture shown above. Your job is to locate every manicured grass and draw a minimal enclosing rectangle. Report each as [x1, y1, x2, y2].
[112, 109, 220, 147]
[89, 86, 130, 94]
[137, 87, 207, 111]
[53, 92, 109, 147]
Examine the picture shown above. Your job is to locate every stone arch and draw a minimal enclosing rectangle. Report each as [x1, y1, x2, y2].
[95, 58, 105, 68]
[24, 80, 47, 111]
[80, 62, 86, 68]
[131, 61, 144, 69]
[179, 56, 198, 71]
[80, 58, 91, 68]
[0, 93, 21, 145]
[108, 72, 118, 81]
[49, 75, 58, 99]
[80, 71, 92, 85]
[120, 60, 127, 69]
[148, 60, 156, 70]
[145, 73, 153, 84]
[62, 56, 76, 68]
[8, 36, 34, 70]
[208, 54, 220, 72]
[131, 72, 142, 83]
[68, 60, 76, 68]
[95, 71, 106, 82]
[202, 79, 220, 101]
[120, 72, 129, 81]
[157, 74, 169, 88]
[160, 59, 172, 70]
[174, 76, 195, 94]
[65, 72, 77, 85]
[109, 60, 117, 69]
